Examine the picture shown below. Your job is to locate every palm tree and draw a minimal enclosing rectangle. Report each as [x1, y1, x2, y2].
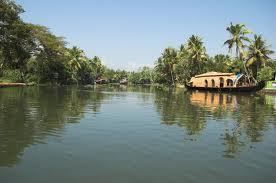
[186, 35, 207, 76]
[154, 57, 167, 83]
[67, 46, 87, 84]
[162, 48, 178, 85]
[224, 23, 252, 80]
[224, 23, 252, 57]
[212, 54, 232, 73]
[90, 56, 103, 79]
[246, 35, 274, 79]
[68, 46, 86, 70]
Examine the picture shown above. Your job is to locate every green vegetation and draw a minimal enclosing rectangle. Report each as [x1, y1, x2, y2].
[1, 0, 275, 86]
[153, 23, 275, 86]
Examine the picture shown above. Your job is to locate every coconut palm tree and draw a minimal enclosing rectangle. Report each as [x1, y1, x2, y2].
[91, 56, 104, 79]
[224, 23, 251, 58]
[186, 35, 207, 76]
[212, 54, 233, 73]
[68, 46, 86, 70]
[224, 23, 252, 81]
[246, 35, 274, 79]
[154, 48, 178, 85]
[67, 46, 87, 84]
[162, 48, 178, 85]
[187, 35, 207, 62]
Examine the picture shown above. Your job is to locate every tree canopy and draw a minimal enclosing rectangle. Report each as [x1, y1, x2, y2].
[0, 0, 275, 85]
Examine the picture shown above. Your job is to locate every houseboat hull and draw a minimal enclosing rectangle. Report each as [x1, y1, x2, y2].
[185, 81, 265, 93]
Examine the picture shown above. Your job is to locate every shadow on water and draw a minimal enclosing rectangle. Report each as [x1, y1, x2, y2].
[0, 85, 275, 167]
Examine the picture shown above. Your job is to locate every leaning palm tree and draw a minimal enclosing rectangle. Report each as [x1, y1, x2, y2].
[224, 23, 252, 80]
[68, 46, 86, 70]
[67, 46, 87, 84]
[186, 35, 207, 76]
[246, 34, 274, 79]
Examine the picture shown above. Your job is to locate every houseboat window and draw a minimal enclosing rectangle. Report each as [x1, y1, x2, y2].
[226, 79, 233, 86]
[211, 79, 215, 87]
[205, 80, 208, 87]
[219, 77, 224, 88]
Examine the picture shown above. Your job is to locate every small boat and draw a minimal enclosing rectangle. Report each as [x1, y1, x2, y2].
[119, 78, 128, 85]
[185, 72, 265, 92]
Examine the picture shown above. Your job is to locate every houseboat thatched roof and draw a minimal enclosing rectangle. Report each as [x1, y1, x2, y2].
[194, 72, 235, 78]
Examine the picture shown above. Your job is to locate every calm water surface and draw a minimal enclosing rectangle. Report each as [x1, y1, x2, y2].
[0, 86, 276, 183]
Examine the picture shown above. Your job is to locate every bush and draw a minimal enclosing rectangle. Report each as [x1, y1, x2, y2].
[258, 66, 273, 81]
[1, 70, 22, 82]
[25, 73, 39, 83]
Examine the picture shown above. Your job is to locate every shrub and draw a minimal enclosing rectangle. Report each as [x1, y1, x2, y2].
[258, 66, 273, 81]
[1, 70, 22, 82]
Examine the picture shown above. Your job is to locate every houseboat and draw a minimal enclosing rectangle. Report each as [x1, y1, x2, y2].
[95, 78, 108, 84]
[185, 72, 265, 92]
[119, 78, 128, 85]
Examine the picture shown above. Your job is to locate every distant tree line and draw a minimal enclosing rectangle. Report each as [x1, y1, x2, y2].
[1, 0, 275, 85]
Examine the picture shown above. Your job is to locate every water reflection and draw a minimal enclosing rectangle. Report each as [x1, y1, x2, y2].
[155, 89, 276, 158]
[0, 86, 275, 167]
[154, 88, 207, 135]
[0, 86, 108, 167]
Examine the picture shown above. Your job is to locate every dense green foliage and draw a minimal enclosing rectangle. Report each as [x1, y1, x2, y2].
[0, 0, 107, 85]
[0, 0, 275, 85]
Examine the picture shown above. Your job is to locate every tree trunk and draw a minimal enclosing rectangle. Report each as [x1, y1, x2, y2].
[170, 66, 174, 86]
[19, 66, 25, 83]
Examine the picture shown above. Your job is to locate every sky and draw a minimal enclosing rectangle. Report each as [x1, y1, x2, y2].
[16, 0, 276, 71]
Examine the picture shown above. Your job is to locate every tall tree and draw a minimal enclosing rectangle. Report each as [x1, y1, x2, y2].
[0, 0, 36, 80]
[186, 35, 207, 77]
[29, 24, 69, 83]
[246, 35, 274, 79]
[90, 56, 104, 79]
[224, 23, 252, 80]
[224, 23, 251, 57]
[175, 44, 190, 83]
[67, 46, 87, 84]
[163, 48, 178, 85]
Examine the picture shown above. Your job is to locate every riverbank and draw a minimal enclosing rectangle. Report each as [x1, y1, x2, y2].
[258, 89, 276, 95]
[1, 82, 276, 96]
[258, 81, 276, 95]
[0, 83, 27, 88]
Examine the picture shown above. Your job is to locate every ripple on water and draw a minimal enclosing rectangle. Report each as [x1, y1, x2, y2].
[1, 87, 276, 182]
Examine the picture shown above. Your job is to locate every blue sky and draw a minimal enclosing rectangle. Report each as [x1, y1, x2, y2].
[17, 0, 276, 70]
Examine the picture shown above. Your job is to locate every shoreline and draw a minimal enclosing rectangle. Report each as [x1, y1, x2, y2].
[258, 89, 276, 95]
[0, 83, 27, 88]
[1, 82, 276, 95]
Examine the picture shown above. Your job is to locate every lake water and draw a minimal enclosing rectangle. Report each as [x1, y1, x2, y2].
[0, 86, 276, 183]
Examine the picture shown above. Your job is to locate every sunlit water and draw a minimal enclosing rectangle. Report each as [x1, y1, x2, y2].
[0, 85, 276, 183]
